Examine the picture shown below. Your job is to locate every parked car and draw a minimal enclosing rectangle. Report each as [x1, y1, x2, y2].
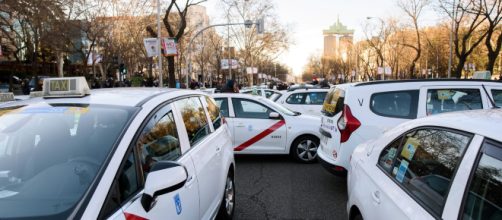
[240, 88, 285, 101]
[0, 77, 235, 220]
[348, 109, 502, 220]
[275, 88, 329, 117]
[213, 93, 321, 163]
[318, 79, 502, 175]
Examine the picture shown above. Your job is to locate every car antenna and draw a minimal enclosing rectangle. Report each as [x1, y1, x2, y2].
[482, 84, 499, 109]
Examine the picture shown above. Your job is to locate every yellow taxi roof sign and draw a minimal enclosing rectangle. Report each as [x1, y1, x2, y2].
[43, 77, 90, 98]
[0, 93, 15, 102]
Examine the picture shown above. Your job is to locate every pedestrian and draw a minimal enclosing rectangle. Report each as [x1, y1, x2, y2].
[222, 80, 239, 93]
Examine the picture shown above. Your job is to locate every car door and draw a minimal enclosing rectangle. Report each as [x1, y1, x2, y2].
[454, 139, 502, 220]
[420, 86, 487, 117]
[173, 96, 223, 219]
[102, 104, 199, 220]
[230, 97, 287, 153]
[362, 127, 474, 219]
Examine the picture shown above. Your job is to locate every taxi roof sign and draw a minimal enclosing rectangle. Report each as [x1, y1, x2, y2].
[43, 77, 90, 98]
[0, 93, 15, 102]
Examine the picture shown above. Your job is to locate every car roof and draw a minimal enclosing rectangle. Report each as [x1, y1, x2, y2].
[403, 109, 502, 142]
[284, 88, 329, 93]
[213, 93, 267, 100]
[352, 79, 502, 87]
[0, 88, 200, 108]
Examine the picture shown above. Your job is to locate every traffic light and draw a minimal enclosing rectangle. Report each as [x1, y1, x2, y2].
[256, 18, 264, 34]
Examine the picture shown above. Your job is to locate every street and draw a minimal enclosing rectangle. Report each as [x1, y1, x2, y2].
[234, 155, 348, 220]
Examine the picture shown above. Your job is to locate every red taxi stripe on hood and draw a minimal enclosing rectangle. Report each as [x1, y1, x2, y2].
[124, 212, 148, 220]
[234, 120, 286, 151]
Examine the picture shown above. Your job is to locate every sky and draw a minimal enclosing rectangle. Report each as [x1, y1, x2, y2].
[200, 0, 441, 76]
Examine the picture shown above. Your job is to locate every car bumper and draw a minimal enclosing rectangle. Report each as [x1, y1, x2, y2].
[318, 153, 347, 177]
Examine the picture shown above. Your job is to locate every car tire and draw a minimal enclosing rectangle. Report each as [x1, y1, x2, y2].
[354, 214, 363, 220]
[216, 172, 235, 220]
[291, 135, 319, 163]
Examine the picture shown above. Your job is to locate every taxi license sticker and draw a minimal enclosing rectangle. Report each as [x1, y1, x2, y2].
[395, 160, 409, 183]
[174, 193, 182, 215]
[401, 138, 419, 161]
[437, 90, 452, 100]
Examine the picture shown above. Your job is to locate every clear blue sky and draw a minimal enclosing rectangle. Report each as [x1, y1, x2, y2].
[202, 0, 440, 76]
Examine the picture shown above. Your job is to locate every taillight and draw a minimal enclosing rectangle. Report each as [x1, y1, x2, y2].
[337, 105, 360, 143]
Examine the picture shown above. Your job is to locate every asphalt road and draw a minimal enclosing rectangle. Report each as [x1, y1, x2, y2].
[233, 155, 348, 220]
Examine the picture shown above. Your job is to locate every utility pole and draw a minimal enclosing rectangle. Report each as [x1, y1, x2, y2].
[447, 0, 457, 78]
[157, 0, 163, 87]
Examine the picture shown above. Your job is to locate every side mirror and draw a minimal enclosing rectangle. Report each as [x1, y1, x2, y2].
[269, 112, 281, 119]
[141, 161, 187, 212]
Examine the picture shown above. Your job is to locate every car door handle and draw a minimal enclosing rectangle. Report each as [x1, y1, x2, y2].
[185, 175, 195, 188]
[236, 124, 245, 128]
[372, 191, 381, 205]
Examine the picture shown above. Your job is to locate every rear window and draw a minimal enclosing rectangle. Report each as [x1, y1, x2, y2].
[371, 90, 419, 119]
[426, 89, 482, 115]
[322, 87, 345, 117]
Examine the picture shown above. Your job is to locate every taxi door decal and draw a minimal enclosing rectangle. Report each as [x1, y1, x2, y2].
[124, 212, 148, 220]
[234, 120, 286, 151]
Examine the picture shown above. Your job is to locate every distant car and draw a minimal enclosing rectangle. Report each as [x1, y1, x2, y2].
[0, 77, 236, 219]
[318, 79, 502, 176]
[0, 83, 8, 93]
[348, 109, 502, 220]
[240, 88, 284, 101]
[213, 93, 321, 163]
[275, 88, 329, 117]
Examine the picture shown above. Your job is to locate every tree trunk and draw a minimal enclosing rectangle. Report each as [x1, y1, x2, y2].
[454, 56, 467, 79]
[486, 32, 502, 74]
[167, 56, 176, 88]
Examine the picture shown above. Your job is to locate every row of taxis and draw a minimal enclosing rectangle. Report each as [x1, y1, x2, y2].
[316, 80, 502, 220]
[0, 77, 235, 219]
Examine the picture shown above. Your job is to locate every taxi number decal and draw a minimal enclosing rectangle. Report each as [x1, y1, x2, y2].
[234, 120, 286, 151]
[49, 79, 69, 92]
[174, 193, 182, 215]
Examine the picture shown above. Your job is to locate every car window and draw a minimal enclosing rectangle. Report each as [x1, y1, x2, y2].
[322, 87, 345, 116]
[305, 92, 327, 105]
[461, 140, 502, 220]
[205, 96, 222, 130]
[136, 108, 181, 178]
[426, 89, 482, 116]
[491, 90, 502, 107]
[175, 97, 211, 146]
[214, 98, 229, 117]
[270, 92, 282, 101]
[232, 98, 272, 119]
[371, 90, 419, 119]
[378, 128, 472, 217]
[100, 150, 140, 219]
[265, 90, 275, 98]
[286, 93, 306, 104]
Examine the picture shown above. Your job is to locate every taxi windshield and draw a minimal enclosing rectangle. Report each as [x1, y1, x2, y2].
[0, 104, 136, 219]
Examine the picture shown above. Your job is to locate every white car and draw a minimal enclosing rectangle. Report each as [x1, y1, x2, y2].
[348, 109, 502, 220]
[240, 88, 284, 101]
[318, 79, 502, 175]
[0, 77, 235, 220]
[213, 93, 321, 163]
[275, 88, 329, 117]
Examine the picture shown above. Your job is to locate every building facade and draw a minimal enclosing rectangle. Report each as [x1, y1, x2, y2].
[323, 18, 354, 60]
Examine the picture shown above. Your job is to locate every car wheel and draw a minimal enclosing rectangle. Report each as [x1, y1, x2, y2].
[216, 173, 235, 220]
[354, 214, 363, 220]
[291, 135, 319, 163]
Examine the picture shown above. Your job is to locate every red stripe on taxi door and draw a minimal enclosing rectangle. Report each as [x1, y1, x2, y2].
[234, 120, 286, 151]
[124, 212, 148, 220]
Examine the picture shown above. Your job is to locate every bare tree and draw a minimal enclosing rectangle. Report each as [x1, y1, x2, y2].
[146, 0, 207, 88]
[474, 0, 502, 75]
[440, 0, 489, 78]
[398, 0, 430, 78]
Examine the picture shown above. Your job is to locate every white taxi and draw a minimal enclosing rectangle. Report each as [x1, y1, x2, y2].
[0, 77, 235, 220]
[213, 93, 321, 163]
[348, 109, 502, 220]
